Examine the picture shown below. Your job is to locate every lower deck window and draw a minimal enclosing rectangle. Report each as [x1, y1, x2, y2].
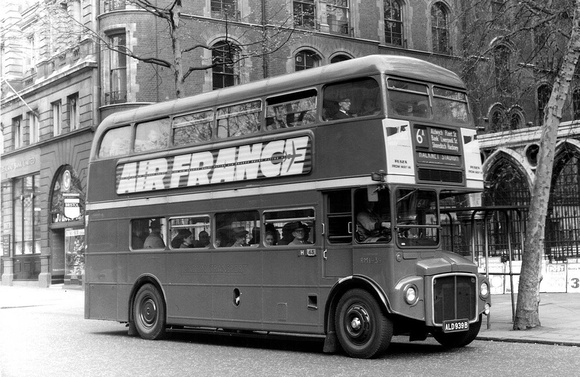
[263, 208, 315, 246]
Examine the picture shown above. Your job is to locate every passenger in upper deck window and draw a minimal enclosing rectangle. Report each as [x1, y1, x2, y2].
[359, 99, 380, 116]
[333, 97, 353, 119]
[271, 105, 288, 128]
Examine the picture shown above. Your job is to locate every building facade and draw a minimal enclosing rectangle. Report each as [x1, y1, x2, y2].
[1, 0, 98, 286]
[2, 0, 579, 287]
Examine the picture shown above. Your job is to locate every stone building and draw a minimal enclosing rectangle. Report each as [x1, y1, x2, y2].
[1, 0, 578, 287]
[1, 0, 98, 286]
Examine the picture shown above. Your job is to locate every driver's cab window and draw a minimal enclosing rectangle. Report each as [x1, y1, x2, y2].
[396, 189, 438, 246]
[355, 188, 392, 243]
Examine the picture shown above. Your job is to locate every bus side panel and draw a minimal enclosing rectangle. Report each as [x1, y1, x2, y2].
[126, 252, 167, 282]
[85, 250, 122, 321]
[210, 249, 263, 329]
[164, 251, 215, 325]
[261, 247, 323, 333]
[86, 284, 118, 320]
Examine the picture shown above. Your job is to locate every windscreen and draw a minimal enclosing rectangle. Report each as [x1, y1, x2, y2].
[396, 189, 439, 247]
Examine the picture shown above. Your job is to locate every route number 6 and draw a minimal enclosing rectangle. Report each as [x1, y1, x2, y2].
[415, 128, 427, 147]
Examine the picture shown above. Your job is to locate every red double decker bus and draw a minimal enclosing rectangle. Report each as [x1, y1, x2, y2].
[85, 55, 490, 358]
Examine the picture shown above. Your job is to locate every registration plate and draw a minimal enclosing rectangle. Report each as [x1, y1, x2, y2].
[442, 319, 469, 333]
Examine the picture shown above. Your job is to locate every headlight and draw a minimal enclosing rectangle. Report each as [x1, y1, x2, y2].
[480, 281, 489, 298]
[404, 285, 418, 305]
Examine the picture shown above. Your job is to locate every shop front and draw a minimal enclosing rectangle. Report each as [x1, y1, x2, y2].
[49, 166, 86, 286]
[1, 150, 41, 286]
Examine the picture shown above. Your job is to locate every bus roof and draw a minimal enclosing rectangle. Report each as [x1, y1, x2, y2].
[98, 54, 465, 129]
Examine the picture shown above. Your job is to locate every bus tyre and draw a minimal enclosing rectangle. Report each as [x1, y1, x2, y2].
[433, 314, 482, 348]
[335, 289, 393, 359]
[133, 283, 167, 340]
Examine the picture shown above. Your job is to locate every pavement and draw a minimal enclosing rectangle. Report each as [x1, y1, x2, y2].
[477, 292, 580, 346]
[1, 284, 579, 347]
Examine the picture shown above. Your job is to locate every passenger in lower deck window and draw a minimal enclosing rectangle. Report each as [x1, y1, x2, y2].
[278, 222, 294, 245]
[264, 231, 277, 246]
[194, 230, 210, 247]
[171, 229, 194, 249]
[231, 227, 249, 247]
[143, 219, 166, 249]
[288, 222, 312, 245]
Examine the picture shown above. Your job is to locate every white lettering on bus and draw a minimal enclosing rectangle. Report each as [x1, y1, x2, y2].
[116, 136, 311, 194]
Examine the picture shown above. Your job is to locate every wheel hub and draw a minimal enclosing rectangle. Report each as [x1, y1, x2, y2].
[345, 304, 371, 341]
[140, 298, 157, 327]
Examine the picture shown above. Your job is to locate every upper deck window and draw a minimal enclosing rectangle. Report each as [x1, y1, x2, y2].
[323, 78, 381, 120]
[387, 79, 470, 124]
[217, 100, 262, 138]
[134, 118, 170, 152]
[98, 125, 132, 158]
[173, 110, 214, 146]
[265, 90, 317, 130]
[432, 87, 469, 124]
[387, 79, 430, 118]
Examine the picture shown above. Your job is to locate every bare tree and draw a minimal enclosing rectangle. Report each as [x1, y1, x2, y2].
[514, 0, 580, 329]
[117, 0, 297, 97]
[460, 0, 580, 329]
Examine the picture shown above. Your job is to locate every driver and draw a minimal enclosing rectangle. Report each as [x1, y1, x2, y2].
[357, 200, 391, 243]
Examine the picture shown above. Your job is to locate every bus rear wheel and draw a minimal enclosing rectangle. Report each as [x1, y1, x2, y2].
[335, 289, 393, 359]
[433, 314, 482, 348]
[133, 283, 166, 340]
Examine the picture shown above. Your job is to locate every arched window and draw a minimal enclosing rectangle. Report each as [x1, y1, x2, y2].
[384, 0, 403, 46]
[493, 45, 511, 94]
[509, 106, 525, 129]
[330, 54, 351, 64]
[573, 88, 580, 120]
[547, 148, 580, 261]
[537, 84, 551, 126]
[483, 156, 530, 260]
[489, 104, 507, 132]
[431, 2, 450, 54]
[295, 50, 321, 71]
[509, 110, 523, 130]
[212, 41, 240, 90]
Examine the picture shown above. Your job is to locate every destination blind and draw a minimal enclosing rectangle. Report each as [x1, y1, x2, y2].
[413, 125, 462, 168]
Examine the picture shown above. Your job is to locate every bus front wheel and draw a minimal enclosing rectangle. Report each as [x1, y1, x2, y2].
[433, 314, 482, 348]
[133, 283, 167, 340]
[335, 289, 393, 358]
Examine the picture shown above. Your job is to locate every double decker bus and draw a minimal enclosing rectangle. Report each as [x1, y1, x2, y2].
[85, 55, 490, 359]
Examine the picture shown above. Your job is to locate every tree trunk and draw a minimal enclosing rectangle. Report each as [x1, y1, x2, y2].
[170, 1, 184, 98]
[514, 0, 580, 330]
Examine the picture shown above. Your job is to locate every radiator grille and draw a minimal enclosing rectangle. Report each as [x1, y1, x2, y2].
[418, 168, 463, 184]
[433, 275, 477, 324]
